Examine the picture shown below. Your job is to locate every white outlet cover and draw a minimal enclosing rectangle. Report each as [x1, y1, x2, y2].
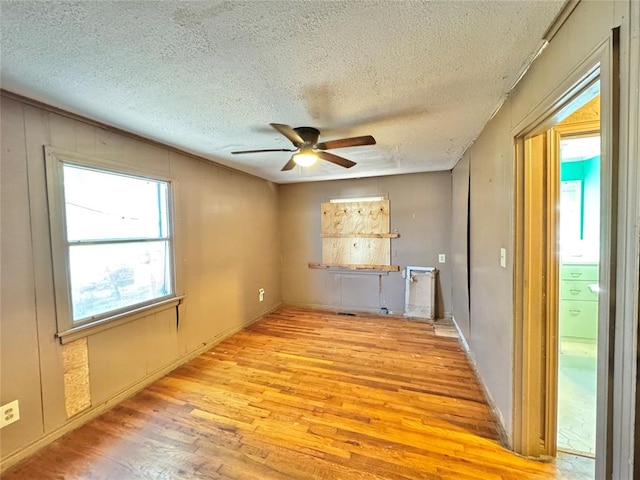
[1, 399, 20, 429]
[438, 254, 446, 263]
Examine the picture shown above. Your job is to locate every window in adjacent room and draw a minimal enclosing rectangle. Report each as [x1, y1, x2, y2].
[45, 148, 176, 338]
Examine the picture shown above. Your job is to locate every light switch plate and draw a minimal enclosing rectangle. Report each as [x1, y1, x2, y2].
[500, 248, 507, 268]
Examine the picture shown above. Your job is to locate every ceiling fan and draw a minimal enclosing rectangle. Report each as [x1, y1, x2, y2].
[231, 123, 376, 171]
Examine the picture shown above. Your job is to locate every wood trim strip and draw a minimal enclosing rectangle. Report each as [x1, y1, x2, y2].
[319, 233, 399, 238]
[308, 262, 399, 272]
[56, 295, 185, 344]
[542, 0, 581, 43]
[521, 132, 547, 457]
[544, 127, 561, 456]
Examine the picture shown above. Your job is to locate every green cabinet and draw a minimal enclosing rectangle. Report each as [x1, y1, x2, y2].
[559, 263, 598, 340]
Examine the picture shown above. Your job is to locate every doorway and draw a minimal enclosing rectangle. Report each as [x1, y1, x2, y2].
[513, 55, 617, 476]
[555, 106, 601, 458]
[512, 29, 623, 480]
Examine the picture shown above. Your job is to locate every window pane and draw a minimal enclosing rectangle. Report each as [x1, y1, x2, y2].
[63, 164, 168, 242]
[69, 241, 172, 321]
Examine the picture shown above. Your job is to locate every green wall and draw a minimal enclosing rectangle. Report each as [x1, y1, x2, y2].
[561, 155, 600, 242]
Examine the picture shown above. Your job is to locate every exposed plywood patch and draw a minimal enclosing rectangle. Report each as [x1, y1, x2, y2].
[321, 237, 391, 265]
[320, 199, 394, 267]
[321, 201, 389, 235]
[62, 338, 91, 418]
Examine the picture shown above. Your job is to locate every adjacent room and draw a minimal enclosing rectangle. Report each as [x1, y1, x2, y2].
[1, 1, 638, 479]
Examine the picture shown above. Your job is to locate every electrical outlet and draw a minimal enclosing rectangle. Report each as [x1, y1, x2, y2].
[1, 400, 20, 429]
[258, 288, 265, 302]
[438, 254, 446, 263]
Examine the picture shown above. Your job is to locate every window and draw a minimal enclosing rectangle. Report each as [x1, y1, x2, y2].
[45, 148, 177, 340]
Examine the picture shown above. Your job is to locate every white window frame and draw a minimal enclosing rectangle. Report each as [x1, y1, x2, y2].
[45, 147, 182, 343]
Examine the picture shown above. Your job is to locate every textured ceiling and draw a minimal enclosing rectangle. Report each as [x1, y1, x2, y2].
[1, 1, 565, 183]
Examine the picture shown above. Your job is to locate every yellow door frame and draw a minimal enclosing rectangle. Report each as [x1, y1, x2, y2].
[513, 70, 602, 458]
[513, 33, 619, 476]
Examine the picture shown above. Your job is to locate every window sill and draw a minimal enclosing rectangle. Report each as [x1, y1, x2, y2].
[56, 295, 185, 344]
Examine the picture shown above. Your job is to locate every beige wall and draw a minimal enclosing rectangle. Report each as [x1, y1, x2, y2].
[279, 173, 452, 315]
[451, 2, 639, 474]
[0, 96, 282, 464]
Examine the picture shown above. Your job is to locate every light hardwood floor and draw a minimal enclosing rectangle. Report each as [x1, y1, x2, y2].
[4, 306, 565, 479]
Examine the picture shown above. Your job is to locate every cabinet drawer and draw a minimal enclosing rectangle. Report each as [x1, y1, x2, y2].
[561, 264, 599, 281]
[560, 280, 599, 301]
[559, 301, 598, 340]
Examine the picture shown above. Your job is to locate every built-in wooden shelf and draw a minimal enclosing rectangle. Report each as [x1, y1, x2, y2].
[308, 262, 400, 272]
[319, 233, 399, 238]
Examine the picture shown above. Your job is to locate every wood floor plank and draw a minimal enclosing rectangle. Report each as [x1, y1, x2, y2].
[4, 306, 567, 479]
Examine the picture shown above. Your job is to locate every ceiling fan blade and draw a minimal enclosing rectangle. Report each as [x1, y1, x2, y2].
[281, 157, 297, 171]
[317, 151, 356, 168]
[315, 135, 376, 150]
[270, 123, 305, 147]
[231, 148, 295, 154]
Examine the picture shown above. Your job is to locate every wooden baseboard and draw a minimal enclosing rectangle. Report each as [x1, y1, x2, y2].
[286, 301, 452, 320]
[450, 315, 512, 450]
[284, 301, 403, 317]
[0, 303, 282, 474]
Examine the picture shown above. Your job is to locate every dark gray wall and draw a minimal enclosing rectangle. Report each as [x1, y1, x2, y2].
[279, 172, 452, 315]
[449, 3, 639, 464]
[0, 96, 282, 464]
[451, 153, 470, 337]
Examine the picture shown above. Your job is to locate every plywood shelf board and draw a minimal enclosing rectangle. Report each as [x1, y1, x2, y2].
[308, 262, 400, 272]
[320, 233, 399, 238]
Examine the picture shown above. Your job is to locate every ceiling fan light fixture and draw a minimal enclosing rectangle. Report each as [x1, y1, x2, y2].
[292, 151, 318, 167]
[233, 123, 374, 171]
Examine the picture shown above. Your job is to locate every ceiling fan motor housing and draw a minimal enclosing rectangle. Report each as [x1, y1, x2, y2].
[293, 126, 320, 146]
